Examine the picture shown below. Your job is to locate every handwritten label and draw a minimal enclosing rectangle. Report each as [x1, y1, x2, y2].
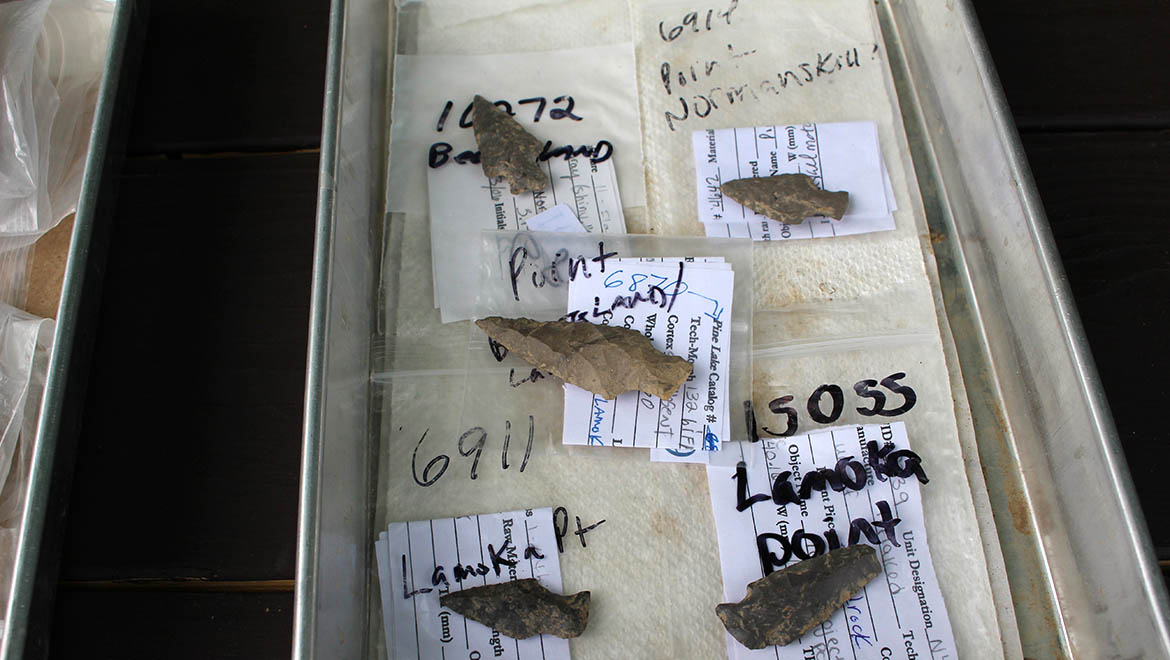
[433, 95, 584, 131]
[657, 1, 739, 44]
[562, 258, 734, 451]
[693, 121, 896, 241]
[375, 508, 569, 660]
[387, 47, 646, 215]
[409, 417, 535, 488]
[745, 372, 919, 442]
[525, 203, 587, 234]
[707, 422, 955, 659]
[654, 40, 877, 132]
[429, 155, 625, 323]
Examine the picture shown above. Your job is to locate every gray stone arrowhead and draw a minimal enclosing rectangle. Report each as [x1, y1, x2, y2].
[475, 316, 693, 400]
[716, 545, 882, 649]
[472, 95, 549, 195]
[440, 578, 590, 640]
[720, 173, 849, 224]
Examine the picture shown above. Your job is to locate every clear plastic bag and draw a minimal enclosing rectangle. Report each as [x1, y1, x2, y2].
[0, 302, 54, 625]
[0, 0, 112, 307]
[457, 230, 753, 462]
[0, 0, 56, 246]
[38, 0, 114, 227]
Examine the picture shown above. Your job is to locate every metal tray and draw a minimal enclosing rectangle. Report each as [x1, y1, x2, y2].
[0, 1, 145, 657]
[295, 0, 1170, 657]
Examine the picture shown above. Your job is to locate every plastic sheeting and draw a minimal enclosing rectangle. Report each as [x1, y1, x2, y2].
[0, 303, 53, 634]
[0, 0, 112, 307]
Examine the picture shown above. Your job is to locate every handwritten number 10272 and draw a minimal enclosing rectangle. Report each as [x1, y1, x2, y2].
[435, 97, 583, 132]
[411, 416, 535, 487]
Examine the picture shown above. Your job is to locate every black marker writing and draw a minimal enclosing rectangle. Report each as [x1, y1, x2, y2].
[743, 373, 919, 439]
[552, 506, 607, 552]
[428, 139, 613, 169]
[661, 44, 873, 131]
[755, 500, 901, 576]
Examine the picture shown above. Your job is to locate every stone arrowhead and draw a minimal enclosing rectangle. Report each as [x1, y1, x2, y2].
[440, 578, 590, 640]
[472, 95, 549, 195]
[475, 316, 693, 400]
[716, 545, 881, 649]
[720, 173, 849, 224]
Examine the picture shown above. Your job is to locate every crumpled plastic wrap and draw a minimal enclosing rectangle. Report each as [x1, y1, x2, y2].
[373, 1, 1015, 658]
[0, 303, 54, 632]
[0, 0, 112, 307]
[0, 0, 105, 639]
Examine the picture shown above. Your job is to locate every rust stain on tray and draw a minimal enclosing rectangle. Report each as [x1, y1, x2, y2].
[1007, 492, 1033, 536]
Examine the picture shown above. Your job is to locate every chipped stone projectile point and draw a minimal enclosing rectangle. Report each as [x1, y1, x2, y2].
[475, 316, 693, 400]
[472, 95, 549, 195]
[715, 545, 882, 649]
[440, 578, 590, 640]
[720, 173, 849, 225]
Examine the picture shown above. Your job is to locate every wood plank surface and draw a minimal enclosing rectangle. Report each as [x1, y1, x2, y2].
[973, 1, 1170, 130]
[126, 0, 330, 155]
[57, 153, 319, 581]
[50, 590, 293, 660]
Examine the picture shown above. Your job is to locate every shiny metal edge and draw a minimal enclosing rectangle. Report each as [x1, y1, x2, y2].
[881, 0, 1170, 657]
[955, 2, 1167, 599]
[293, 0, 346, 655]
[875, 5, 1070, 653]
[960, 0, 1170, 645]
[296, 0, 390, 656]
[1, 1, 136, 658]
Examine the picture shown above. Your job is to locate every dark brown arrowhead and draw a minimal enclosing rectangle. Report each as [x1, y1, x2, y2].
[716, 545, 881, 649]
[720, 173, 849, 224]
[440, 578, 590, 640]
[475, 316, 693, 400]
[472, 95, 548, 195]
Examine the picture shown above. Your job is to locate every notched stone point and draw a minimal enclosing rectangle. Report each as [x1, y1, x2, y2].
[472, 94, 548, 195]
[715, 545, 881, 649]
[475, 316, 693, 400]
[720, 173, 849, 225]
[440, 578, 590, 640]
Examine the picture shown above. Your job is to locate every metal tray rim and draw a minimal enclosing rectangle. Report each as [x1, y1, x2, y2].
[0, 1, 137, 657]
[295, 0, 1170, 657]
[293, 0, 348, 654]
[951, 0, 1170, 638]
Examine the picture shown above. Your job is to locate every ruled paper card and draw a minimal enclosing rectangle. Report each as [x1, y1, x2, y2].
[706, 422, 955, 659]
[387, 46, 647, 216]
[650, 446, 712, 464]
[693, 121, 896, 241]
[561, 258, 733, 451]
[429, 155, 625, 322]
[526, 203, 587, 233]
[375, 508, 569, 660]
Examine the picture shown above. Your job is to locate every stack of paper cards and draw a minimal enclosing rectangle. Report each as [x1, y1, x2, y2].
[429, 155, 626, 323]
[692, 121, 897, 241]
[525, 203, 587, 233]
[374, 508, 570, 660]
[706, 422, 956, 659]
[561, 257, 733, 455]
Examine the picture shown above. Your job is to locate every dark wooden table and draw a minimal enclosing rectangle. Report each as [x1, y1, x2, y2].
[46, 1, 1170, 657]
